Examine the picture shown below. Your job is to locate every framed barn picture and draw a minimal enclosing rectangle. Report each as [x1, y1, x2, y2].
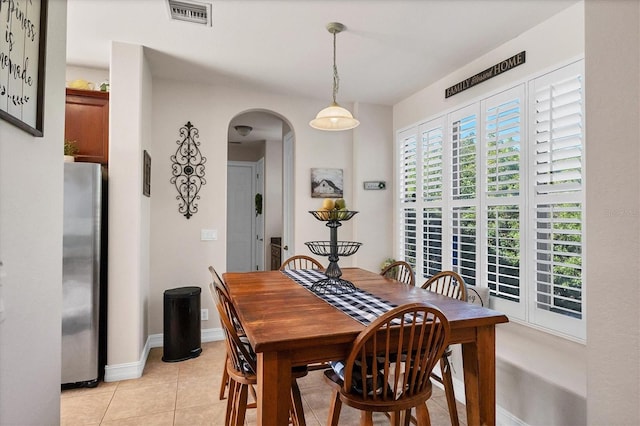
[311, 168, 343, 198]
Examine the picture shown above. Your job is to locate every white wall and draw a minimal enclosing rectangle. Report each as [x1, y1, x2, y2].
[146, 79, 385, 335]
[227, 140, 265, 162]
[394, 4, 585, 132]
[393, 3, 587, 425]
[0, 0, 67, 424]
[105, 42, 152, 379]
[352, 102, 394, 272]
[585, 1, 640, 424]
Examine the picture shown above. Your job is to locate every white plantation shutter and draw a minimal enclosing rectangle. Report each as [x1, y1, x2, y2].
[449, 106, 478, 286]
[484, 87, 523, 198]
[422, 126, 444, 202]
[419, 118, 446, 279]
[451, 109, 477, 201]
[534, 203, 582, 315]
[487, 205, 521, 302]
[398, 129, 418, 268]
[399, 132, 417, 203]
[529, 61, 585, 339]
[482, 86, 524, 318]
[534, 70, 583, 195]
[422, 208, 443, 277]
[451, 206, 476, 286]
[399, 207, 417, 267]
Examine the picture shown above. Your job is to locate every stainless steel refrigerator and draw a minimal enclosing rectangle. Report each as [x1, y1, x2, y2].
[62, 162, 107, 387]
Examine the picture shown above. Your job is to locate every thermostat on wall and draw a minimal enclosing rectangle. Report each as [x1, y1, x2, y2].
[363, 181, 386, 190]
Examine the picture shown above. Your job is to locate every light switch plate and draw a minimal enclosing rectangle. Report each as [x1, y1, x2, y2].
[200, 229, 217, 241]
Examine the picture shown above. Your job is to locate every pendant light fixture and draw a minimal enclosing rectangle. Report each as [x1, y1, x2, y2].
[309, 22, 360, 131]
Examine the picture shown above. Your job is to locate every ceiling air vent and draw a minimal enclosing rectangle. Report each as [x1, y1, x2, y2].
[167, 0, 212, 26]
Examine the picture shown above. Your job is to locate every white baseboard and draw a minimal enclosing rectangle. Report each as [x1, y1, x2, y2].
[104, 328, 223, 382]
[104, 337, 151, 382]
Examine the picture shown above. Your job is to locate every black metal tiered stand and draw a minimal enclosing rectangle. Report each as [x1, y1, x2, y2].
[305, 210, 362, 294]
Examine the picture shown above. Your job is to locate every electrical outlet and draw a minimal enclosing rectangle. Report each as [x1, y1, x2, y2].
[201, 308, 208, 321]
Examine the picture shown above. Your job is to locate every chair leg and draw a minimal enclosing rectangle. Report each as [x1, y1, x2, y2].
[390, 411, 402, 426]
[359, 411, 374, 426]
[440, 356, 460, 426]
[225, 379, 237, 426]
[290, 380, 306, 426]
[248, 384, 257, 408]
[219, 353, 229, 400]
[402, 408, 413, 426]
[234, 383, 249, 426]
[326, 389, 342, 426]
[415, 403, 430, 426]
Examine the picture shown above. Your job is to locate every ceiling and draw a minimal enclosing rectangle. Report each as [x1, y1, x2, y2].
[66, 0, 578, 142]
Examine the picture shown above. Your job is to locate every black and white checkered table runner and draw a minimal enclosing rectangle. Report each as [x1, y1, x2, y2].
[282, 269, 398, 325]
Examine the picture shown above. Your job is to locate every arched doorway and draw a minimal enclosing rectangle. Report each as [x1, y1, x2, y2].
[226, 110, 293, 272]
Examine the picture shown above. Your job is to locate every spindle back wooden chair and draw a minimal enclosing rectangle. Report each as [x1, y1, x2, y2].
[215, 287, 308, 426]
[323, 302, 450, 426]
[420, 270, 468, 426]
[208, 265, 238, 401]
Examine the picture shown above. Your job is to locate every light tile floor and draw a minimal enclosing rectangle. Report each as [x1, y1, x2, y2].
[61, 341, 467, 425]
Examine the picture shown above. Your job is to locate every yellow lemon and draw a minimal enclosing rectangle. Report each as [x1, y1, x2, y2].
[322, 199, 335, 210]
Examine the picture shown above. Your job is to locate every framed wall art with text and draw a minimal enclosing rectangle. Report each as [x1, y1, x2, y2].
[0, 0, 48, 137]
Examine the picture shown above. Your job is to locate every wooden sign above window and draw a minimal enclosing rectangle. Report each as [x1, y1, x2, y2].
[445, 51, 526, 99]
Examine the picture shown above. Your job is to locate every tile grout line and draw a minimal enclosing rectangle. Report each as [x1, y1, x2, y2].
[99, 381, 118, 425]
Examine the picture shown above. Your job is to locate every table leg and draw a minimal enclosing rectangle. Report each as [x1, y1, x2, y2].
[257, 351, 292, 426]
[462, 325, 496, 426]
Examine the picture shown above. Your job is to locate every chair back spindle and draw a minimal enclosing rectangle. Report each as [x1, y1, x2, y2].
[380, 260, 415, 286]
[279, 255, 324, 271]
[421, 270, 467, 301]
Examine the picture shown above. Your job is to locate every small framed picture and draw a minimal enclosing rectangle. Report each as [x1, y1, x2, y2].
[143, 150, 151, 197]
[311, 168, 343, 198]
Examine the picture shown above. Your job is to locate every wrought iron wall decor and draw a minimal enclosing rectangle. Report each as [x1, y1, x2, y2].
[170, 121, 207, 219]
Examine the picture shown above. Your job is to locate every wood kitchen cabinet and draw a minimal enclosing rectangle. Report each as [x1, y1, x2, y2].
[65, 88, 109, 165]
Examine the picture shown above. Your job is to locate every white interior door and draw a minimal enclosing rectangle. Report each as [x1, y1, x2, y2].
[227, 161, 256, 272]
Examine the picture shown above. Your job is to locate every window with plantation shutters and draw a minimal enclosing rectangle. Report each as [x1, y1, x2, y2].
[396, 59, 585, 340]
[419, 120, 446, 278]
[529, 61, 584, 339]
[483, 86, 524, 316]
[398, 130, 418, 269]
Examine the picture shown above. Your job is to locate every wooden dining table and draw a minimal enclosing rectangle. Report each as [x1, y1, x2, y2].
[222, 267, 508, 426]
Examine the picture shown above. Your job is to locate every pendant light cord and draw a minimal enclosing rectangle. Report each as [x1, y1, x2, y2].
[332, 30, 339, 105]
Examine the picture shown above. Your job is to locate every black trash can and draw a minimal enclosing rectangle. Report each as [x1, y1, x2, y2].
[162, 286, 202, 362]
